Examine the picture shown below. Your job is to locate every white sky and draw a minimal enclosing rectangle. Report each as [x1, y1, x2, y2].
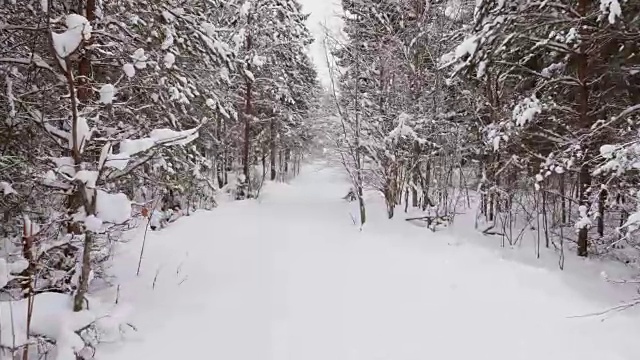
[299, 0, 343, 88]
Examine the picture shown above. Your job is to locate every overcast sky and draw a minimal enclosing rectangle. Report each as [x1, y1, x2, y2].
[299, 0, 342, 88]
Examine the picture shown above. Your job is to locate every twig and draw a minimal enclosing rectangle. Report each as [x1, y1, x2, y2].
[567, 298, 640, 319]
[137, 197, 160, 276]
[152, 268, 161, 290]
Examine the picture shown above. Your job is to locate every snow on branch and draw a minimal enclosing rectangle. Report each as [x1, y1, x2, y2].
[51, 14, 92, 70]
[104, 127, 200, 170]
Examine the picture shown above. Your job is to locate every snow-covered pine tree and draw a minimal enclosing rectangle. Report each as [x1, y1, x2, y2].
[442, 0, 640, 256]
[229, 0, 318, 195]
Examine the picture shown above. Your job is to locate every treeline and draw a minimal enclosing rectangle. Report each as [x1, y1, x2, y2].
[0, 0, 318, 355]
[327, 0, 640, 264]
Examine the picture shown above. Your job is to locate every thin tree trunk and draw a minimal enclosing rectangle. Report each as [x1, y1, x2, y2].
[77, 0, 95, 100]
[284, 148, 290, 174]
[270, 118, 277, 181]
[576, 0, 591, 257]
[543, 189, 550, 248]
[422, 160, 431, 210]
[74, 231, 92, 311]
[597, 188, 607, 237]
[58, 0, 97, 313]
[21, 222, 36, 360]
[242, 16, 253, 185]
[217, 118, 224, 187]
[577, 164, 591, 257]
[560, 172, 566, 223]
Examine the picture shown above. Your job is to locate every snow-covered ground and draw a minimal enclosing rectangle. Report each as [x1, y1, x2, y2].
[97, 161, 640, 360]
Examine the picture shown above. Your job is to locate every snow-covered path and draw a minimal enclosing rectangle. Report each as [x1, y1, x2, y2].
[101, 162, 640, 360]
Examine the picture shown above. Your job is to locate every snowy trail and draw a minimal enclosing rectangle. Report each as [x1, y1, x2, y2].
[101, 161, 640, 360]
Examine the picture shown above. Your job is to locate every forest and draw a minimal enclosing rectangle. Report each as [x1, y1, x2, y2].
[1, 0, 318, 358]
[1, 0, 640, 359]
[326, 0, 640, 266]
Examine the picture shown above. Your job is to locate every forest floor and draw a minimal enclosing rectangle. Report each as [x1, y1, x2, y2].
[97, 160, 640, 360]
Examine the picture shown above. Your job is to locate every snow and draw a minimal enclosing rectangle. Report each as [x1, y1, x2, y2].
[455, 35, 479, 60]
[119, 137, 154, 157]
[73, 170, 98, 188]
[492, 132, 500, 151]
[84, 214, 103, 232]
[131, 49, 148, 69]
[51, 157, 75, 178]
[201, 22, 217, 38]
[160, 27, 174, 50]
[440, 35, 479, 68]
[0, 181, 17, 195]
[0, 292, 129, 360]
[620, 194, 640, 234]
[51, 14, 92, 59]
[94, 162, 640, 360]
[387, 113, 418, 141]
[244, 69, 255, 82]
[477, 59, 487, 78]
[75, 116, 91, 153]
[104, 152, 130, 170]
[0, 258, 31, 288]
[164, 52, 175, 69]
[120, 129, 191, 155]
[149, 210, 164, 229]
[600, 144, 618, 158]
[513, 95, 542, 126]
[0, 293, 94, 353]
[0, 259, 13, 288]
[106, 127, 199, 169]
[99, 84, 116, 104]
[252, 55, 266, 67]
[600, 0, 622, 24]
[161, 10, 175, 23]
[541, 62, 565, 78]
[575, 205, 592, 230]
[444, 0, 463, 20]
[96, 190, 132, 224]
[123, 63, 135, 78]
[6, 69, 16, 125]
[220, 67, 231, 84]
[240, 1, 251, 17]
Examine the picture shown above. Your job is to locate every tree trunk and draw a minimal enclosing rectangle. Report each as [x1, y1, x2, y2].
[422, 160, 431, 210]
[73, 231, 93, 311]
[597, 187, 607, 237]
[60, 0, 97, 313]
[242, 16, 253, 185]
[270, 118, 277, 181]
[223, 154, 228, 186]
[217, 118, 224, 188]
[542, 188, 549, 248]
[77, 0, 95, 101]
[358, 185, 366, 226]
[577, 164, 591, 257]
[284, 148, 291, 174]
[560, 172, 566, 223]
[242, 87, 252, 183]
[411, 143, 420, 207]
[576, 0, 591, 257]
[21, 220, 37, 360]
[384, 172, 395, 219]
